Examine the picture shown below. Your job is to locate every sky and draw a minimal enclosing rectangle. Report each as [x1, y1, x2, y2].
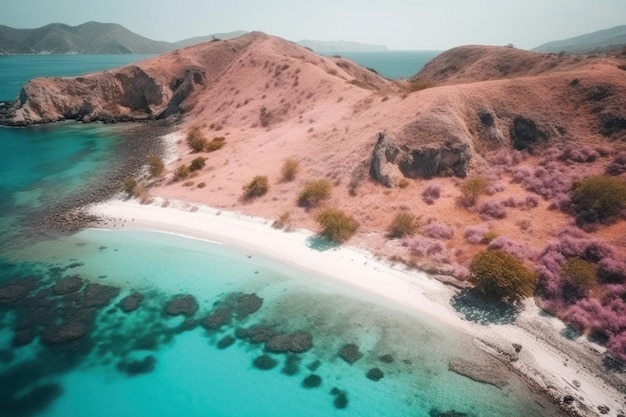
[2, 0, 625, 50]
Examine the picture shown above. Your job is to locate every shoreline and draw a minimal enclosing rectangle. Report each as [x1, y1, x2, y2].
[87, 197, 625, 417]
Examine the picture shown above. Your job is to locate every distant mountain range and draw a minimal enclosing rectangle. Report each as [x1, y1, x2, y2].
[533, 25, 626, 54]
[0, 22, 386, 55]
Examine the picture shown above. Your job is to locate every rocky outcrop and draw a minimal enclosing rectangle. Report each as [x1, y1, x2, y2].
[510, 117, 549, 150]
[0, 64, 205, 126]
[370, 132, 470, 186]
[448, 357, 509, 389]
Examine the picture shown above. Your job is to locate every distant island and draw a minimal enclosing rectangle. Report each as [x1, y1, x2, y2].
[0, 22, 387, 55]
[532, 24, 626, 54]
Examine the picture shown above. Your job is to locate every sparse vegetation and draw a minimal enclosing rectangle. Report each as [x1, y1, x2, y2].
[460, 176, 488, 206]
[147, 155, 164, 177]
[316, 208, 359, 243]
[123, 178, 137, 196]
[409, 79, 435, 92]
[242, 175, 269, 199]
[571, 176, 626, 224]
[190, 157, 206, 172]
[469, 249, 537, 304]
[206, 136, 226, 152]
[272, 211, 291, 230]
[562, 257, 598, 290]
[173, 164, 190, 181]
[197, 182, 206, 189]
[387, 212, 416, 238]
[281, 158, 300, 182]
[259, 106, 273, 127]
[186, 128, 207, 153]
[298, 179, 332, 208]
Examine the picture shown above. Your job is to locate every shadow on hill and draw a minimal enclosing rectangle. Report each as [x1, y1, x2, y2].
[451, 290, 520, 325]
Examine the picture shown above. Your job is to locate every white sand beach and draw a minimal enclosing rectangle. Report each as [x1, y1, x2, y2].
[88, 198, 624, 417]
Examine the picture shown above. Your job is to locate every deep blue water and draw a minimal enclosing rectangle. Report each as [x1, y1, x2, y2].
[0, 55, 556, 417]
[320, 51, 441, 79]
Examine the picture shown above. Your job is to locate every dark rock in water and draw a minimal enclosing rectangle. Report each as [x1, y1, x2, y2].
[366, 367, 384, 381]
[379, 354, 394, 363]
[217, 335, 236, 349]
[12, 328, 36, 347]
[6, 383, 63, 417]
[202, 305, 232, 329]
[339, 343, 363, 364]
[330, 387, 348, 409]
[165, 294, 198, 316]
[281, 354, 301, 376]
[0, 284, 31, 306]
[118, 292, 144, 312]
[302, 374, 322, 388]
[82, 283, 120, 308]
[134, 334, 158, 350]
[512, 343, 522, 353]
[429, 408, 468, 417]
[253, 354, 278, 370]
[307, 359, 322, 372]
[118, 355, 157, 376]
[237, 325, 277, 343]
[266, 331, 313, 353]
[598, 405, 610, 414]
[52, 276, 84, 295]
[0, 348, 15, 362]
[562, 395, 575, 405]
[233, 293, 263, 319]
[176, 318, 198, 332]
[41, 321, 88, 344]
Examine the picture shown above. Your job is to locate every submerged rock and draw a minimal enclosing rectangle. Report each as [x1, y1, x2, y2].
[265, 330, 313, 353]
[0, 284, 31, 306]
[253, 354, 278, 370]
[281, 354, 302, 376]
[41, 321, 88, 344]
[165, 294, 198, 316]
[448, 357, 509, 389]
[330, 387, 349, 409]
[81, 283, 120, 308]
[232, 293, 263, 319]
[202, 305, 232, 329]
[217, 335, 236, 349]
[366, 367, 384, 381]
[118, 292, 144, 312]
[236, 325, 277, 343]
[117, 355, 157, 376]
[302, 374, 322, 388]
[379, 354, 394, 363]
[52, 276, 84, 295]
[339, 343, 363, 364]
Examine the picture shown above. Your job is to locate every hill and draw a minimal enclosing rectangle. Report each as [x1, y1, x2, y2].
[533, 25, 626, 54]
[296, 39, 387, 52]
[0, 21, 172, 54]
[173, 31, 247, 49]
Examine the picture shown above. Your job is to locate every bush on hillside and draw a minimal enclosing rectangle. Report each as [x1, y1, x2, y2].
[206, 136, 226, 152]
[190, 157, 207, 172]
[186, 128, 207, 153]
[242, 175, 269, 199]
[469, 249, 537, 304]
[562, 257, 598, 290]
[387, 212, 416, 238]
[123, 178, 137, 197]
[281, 158, 300, 182]
[173, 164, 190, 181]
[147, 155, 165, 177]
[316, 208, 358, 243]
[459, 176, 488, 206]
[298, 180, 332, 208]
[571, 176, 626, 224]
[421, 183, 441, 205]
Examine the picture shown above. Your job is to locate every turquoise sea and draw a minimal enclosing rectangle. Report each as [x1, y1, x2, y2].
[321, 51, 441, 79]
[0, 54, 556, 417]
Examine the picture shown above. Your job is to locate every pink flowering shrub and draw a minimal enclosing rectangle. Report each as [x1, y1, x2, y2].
[464, 225, 488, 244]
[536, 229, 626, 361]
[421, 183, 441, 205]
[510, 164, 573, 210]
[606, 151, 626, 176]
[488, 236, 530, 259]
[478, 200, 507, 220]
[403, 236, 450, 263]
[501, 195, 539, 210]
[423, 220, 454, 240]
[558, 145, 598, 164]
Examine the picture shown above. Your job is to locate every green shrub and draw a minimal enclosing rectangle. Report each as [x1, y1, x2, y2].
[562, 257, 598, 290]
[272, 211, 291, 229]
[123, 178, 137, 196]
[197, 182, 206, 189]
[481, 231, 498, 244]
[469, 249, 537, 303]
[409, 79, 435, 92]
[147, 155, 164, 177]
[206, 136, 226, 152]
[298, 179, 332, 207]
[460, 176, 488, 206]
[173, 164, 190, 181]
[316, 208, 359, 243]
[281, 158, 300, 182]
[243, 175, 269, 199]
[571, 176, 626, 224]
[190, 157, 206, 172]
[186, 128, 207, 153]
[387, 212, 416, 238]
